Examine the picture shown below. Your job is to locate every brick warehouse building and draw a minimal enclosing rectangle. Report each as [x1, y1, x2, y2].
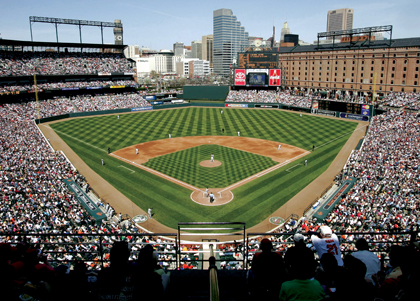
[238, 31, 420, 97]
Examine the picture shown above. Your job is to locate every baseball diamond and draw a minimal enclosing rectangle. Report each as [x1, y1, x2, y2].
[46, 107, 361, 230]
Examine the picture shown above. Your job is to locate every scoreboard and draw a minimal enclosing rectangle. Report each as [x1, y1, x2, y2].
[318, 100, 364, 114]
[238, 52, 279, 69]
[234, 69, 281, 87]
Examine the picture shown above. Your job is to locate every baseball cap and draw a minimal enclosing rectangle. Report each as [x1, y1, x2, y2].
[320, 226, 333, 236]
[260, 238, 273, 250]
[293, 233, 305, 243]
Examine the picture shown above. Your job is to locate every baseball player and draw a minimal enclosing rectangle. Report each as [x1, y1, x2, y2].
[206, 188, 209, 197]
[148, 208, 153, 219]
[136, 148, 139, 155]
[117, 115, 120, 119]
[278, 144, 281, 150]
[108, 147, 111, 154]
[169, 133, 171, 139]
[310, 226, 344, 266]
[209, 192, 215, 203]
[101, 158, 104, 166]
[238, 131, 240, 137]
[211, 154, 214, 162]
[305, 159, 307, 166]
[221, 110, 223, 114]
[300, 113, 302, 117]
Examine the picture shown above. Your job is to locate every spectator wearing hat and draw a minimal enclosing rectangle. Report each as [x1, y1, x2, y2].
[248, 238, 286, 300]
[310, 226, 344, 266]
[284, 233, 316, 279]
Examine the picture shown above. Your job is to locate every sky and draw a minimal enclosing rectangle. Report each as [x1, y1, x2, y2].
[0, 0, 419, 51]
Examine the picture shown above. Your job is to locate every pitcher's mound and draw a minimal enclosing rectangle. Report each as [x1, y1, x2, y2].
[200, 160, 222, 167]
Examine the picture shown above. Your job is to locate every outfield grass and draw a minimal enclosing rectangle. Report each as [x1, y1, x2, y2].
[50, 108, 358, 229]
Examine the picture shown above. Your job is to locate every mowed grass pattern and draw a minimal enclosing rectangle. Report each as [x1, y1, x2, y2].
[143, 144, 277, 187]
[50, 107, 358, 229]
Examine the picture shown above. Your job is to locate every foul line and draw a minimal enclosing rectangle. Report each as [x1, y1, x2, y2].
[218, 151, 310, 194]
[118, 165, 135, 174]
[314, 123, 368, 151]
[286, 164, 301, 172]
[41, 124, 107, 153]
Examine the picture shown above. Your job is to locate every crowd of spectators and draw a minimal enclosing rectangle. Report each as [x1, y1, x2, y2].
[0, 80, 139, 93]
[4, 92, 151, 119]
[0, 51, 134, 76]
[377, 92, 420, 110]
[323, 110, 420, 235]
[226, 90, 313, 108]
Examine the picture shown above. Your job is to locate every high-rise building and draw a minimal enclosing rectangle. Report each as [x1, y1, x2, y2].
[202, 35, 213, 68]
[173, 42, 185, 56]
[191, 40, 202, 59]
[280, 22, 290, 43]
[213, 8, 248, 76]
[327, 8, 354, 35]
[113, 19, 123, 45]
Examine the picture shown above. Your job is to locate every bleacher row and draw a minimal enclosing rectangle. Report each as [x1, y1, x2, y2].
[0, 51, 134, 76]
[226, 89, 420, 110]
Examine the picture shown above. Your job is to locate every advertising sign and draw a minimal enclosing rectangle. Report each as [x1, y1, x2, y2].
[269, 69, 281, 86]
[131, 106, 153, 112]
[361, 104, 370, 117]
[225, 103, 248, 108]
[234, 69, 246, 86]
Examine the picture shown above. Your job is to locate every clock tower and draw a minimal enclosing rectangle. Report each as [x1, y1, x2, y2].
[113, 19, 123, 45]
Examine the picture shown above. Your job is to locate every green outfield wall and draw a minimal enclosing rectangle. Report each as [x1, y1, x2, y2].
[183, 85, 230, 100]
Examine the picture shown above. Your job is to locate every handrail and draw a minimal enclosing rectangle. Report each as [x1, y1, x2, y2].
[209, 244, 220, 301]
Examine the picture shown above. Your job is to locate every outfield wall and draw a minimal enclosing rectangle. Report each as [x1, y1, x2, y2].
[183, 85, 230, 100]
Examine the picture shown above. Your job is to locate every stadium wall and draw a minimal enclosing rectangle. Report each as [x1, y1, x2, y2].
[183, 85, 230, 100]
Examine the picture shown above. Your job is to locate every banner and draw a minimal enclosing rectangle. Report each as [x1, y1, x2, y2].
[150, 101, 163, 105]
[234, 69, 246, 86]
[87, 87, 103, 90]
[269, 69, 281, 86]
[312, 101, 319, 109]
[339, 112, 369, 121]
[98, 72, 111, 76]
[131, 106, 153, 112]
[225, 103, 248, 108]
[110, 85, 125, 89]
[145, 95, 156, 101]
[361, 104, 370, 117]
[317, 109, 335, 117]
[64, 178, 105, 223]
[255, 104, 279, 108]
[62, 87, 79, 91]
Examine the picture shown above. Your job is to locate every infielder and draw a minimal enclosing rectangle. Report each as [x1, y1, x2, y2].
[238, 131, 240, 137]
[206, 187, 209, 197]
[136, 148, 139, 155]
[278, 144, 281, 150]
[169, 133, 171, 139]
[211, 154, 214, 162]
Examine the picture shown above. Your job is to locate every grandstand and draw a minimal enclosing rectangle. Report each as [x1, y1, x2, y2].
[1, 35, 420, 300]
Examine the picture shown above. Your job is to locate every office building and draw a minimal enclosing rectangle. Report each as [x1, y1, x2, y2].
[191, 40, 202, 59]
[213, 8, 249, 75]
[327, 8, 354, 35]
[280, 22, 290, 43]
[202, 35, 213, 68]
[173, 42, 185, 56]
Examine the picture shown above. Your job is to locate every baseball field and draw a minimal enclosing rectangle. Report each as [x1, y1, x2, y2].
[47, 107, 359, 230]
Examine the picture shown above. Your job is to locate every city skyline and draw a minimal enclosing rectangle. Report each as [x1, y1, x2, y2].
[0, 0, 419, 50]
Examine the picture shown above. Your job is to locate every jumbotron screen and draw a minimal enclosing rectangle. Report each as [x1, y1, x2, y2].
[234, 69, 281, 87]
